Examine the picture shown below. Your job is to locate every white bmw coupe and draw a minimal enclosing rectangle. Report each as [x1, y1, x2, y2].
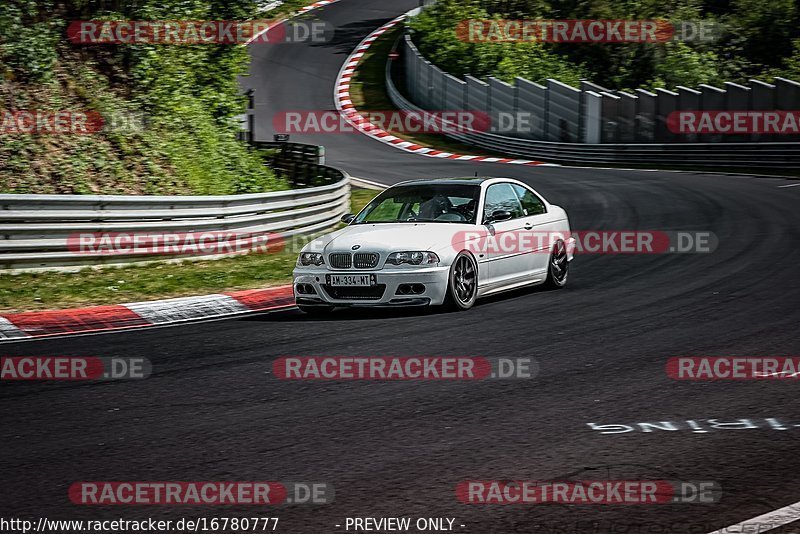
[293, 177, 573, 314]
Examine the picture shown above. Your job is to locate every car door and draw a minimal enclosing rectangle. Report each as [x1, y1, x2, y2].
[481, 182, 528, 288]
[512, 183, 553, 276]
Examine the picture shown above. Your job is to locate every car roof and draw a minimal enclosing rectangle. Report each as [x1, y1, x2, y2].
[392, 177, 508, 187]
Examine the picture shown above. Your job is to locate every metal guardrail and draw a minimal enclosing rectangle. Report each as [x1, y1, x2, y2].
[388, 55, 800, 168]
[389, 11, 800, 168]
[0, 151, 350, 271]
[253, 141, 340, 188]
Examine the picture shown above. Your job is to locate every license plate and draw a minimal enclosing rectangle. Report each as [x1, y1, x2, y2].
[326, 274, 376, 287]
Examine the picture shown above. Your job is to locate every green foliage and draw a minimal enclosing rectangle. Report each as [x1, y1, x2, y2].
[0, 1, 61, 82]
[0, 0, 286, 195]
[773, 39, 800, 80]
[650, 41, 719, 88]
[408, 0, 586, 85]
[726, 0, 796, 73]
[410, 0, 800, 91]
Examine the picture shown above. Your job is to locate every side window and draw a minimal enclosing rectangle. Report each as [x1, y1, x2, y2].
[483, 183, 524, 222]
[512, 184, 546, 216]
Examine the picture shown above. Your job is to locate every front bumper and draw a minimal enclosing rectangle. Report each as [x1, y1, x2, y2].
[293, 265, 450, 307]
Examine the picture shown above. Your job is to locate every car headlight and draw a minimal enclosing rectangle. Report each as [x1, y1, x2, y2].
[386, 251, 440, 266]
[298, 252, 325, 266]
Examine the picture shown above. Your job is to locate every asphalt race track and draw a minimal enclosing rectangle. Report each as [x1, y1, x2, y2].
[2, 0, 800, 532]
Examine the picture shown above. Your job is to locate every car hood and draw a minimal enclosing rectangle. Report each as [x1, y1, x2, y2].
[309, 223, 475, 254]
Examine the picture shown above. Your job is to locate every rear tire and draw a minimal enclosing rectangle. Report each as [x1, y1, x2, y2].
[543, 239, 569, 289]
[298, 305, 334, 315]
[443, 251, 478, 311]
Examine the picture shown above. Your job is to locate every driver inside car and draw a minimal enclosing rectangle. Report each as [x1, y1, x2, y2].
[417, 195, 451, 220]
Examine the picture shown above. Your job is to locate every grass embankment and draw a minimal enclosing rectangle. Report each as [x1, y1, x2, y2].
[0, 188, 378, 313]
[0, 0, 287, 195]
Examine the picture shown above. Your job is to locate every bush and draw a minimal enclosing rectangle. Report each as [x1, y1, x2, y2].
[408, 0, 800, 91]
[0, 1, 61, 83]
[0, 0, 285, 195]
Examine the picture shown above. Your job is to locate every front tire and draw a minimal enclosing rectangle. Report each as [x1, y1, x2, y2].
[443, 251, 478, 311]
[543, 239, 569, 289]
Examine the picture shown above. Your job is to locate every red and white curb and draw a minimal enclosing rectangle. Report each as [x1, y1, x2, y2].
[295, 0, 339, 15]
[246, 0, 342, 45]
[333, 14, 554, 167]
[0, 286, 294, 341]
[706, 500, 800, 533]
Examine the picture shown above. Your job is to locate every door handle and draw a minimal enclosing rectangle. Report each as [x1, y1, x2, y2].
[524, 223, 533, 230]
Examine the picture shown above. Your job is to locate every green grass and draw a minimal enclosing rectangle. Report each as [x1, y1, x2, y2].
[0, 188, 378, 313]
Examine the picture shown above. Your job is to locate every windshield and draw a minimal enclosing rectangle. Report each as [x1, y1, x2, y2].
[354, 184, 480, 224]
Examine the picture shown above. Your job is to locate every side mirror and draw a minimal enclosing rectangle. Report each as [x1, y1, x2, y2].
[486, 210, 512, 224]
[341, 213, 356, 224]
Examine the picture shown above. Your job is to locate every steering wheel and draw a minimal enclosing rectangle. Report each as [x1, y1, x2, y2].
[454, 199, 476, 218]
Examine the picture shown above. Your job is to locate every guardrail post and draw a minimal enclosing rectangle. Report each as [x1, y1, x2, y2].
[465, 75, 491, 118]
[699, 84, 726, 143]
[749, 79, 775, 142]
[676, 86, 702, 143]
[616, 91, 638, 143]
[599, 92, 621, 143]
[723, 82, 751, 143]
[516, 78, 547, 140]
[444, 72, 467, 126]
[488, 77, 517, 137]
[655, 88, 679, 142]
[546, 79, 581, 142]
[775, 77, 800, 141]
[583, 91, 602, 144]
[634, 89, 657, 142]
[581, 81, 609, 142]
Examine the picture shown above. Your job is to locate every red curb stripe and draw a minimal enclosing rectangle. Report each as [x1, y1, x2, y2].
[226, 286, 295, 311]
[334, 14, 552, 167]
[5, 306, 150, 336]
[0, 286, 297, 340]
